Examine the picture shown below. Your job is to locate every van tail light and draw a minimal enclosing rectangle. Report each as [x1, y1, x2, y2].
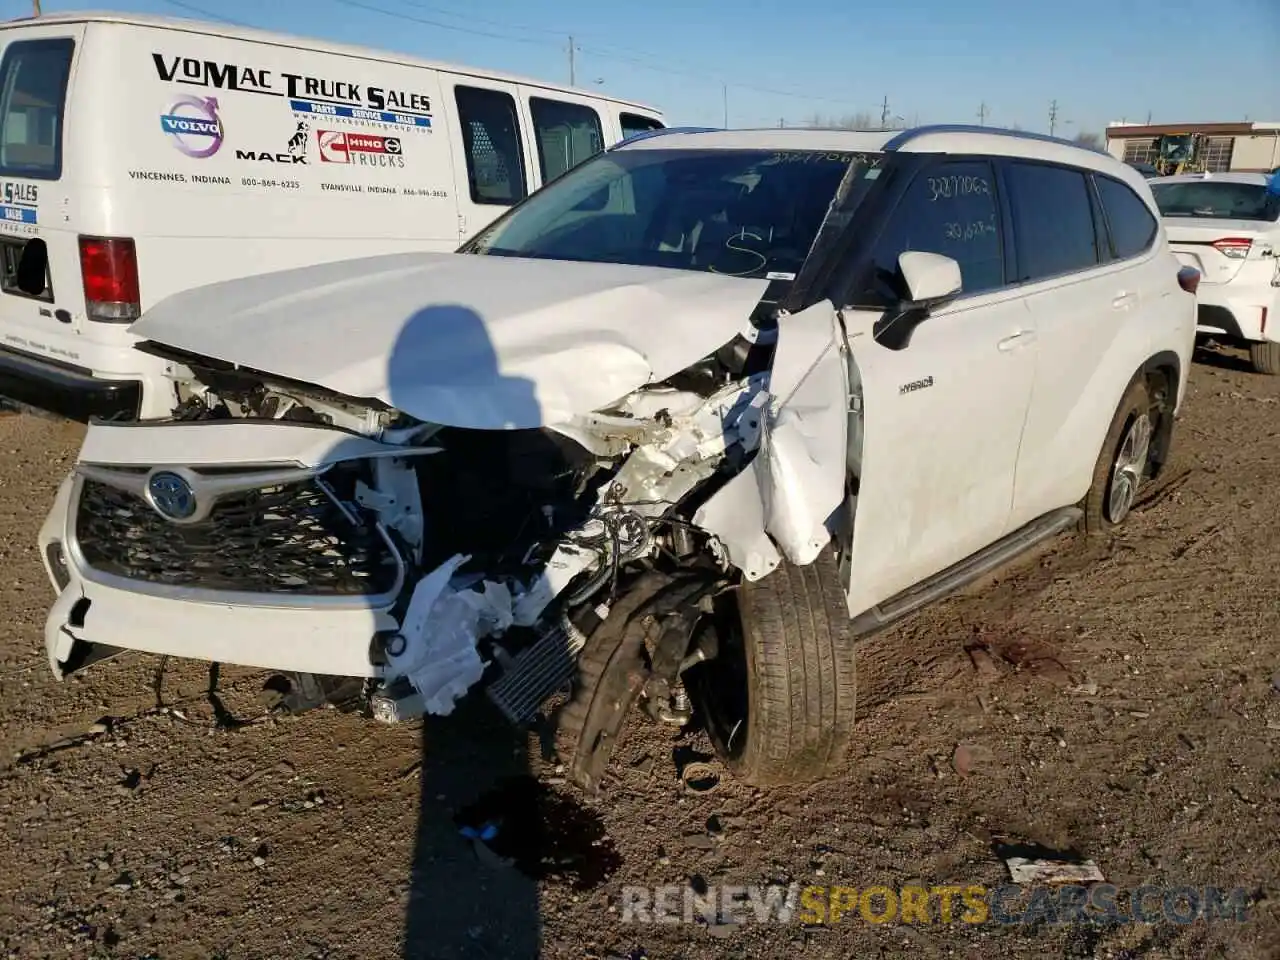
[1211, 237, 1252, 259]
[1176, 266, 1200, 294]
[78, 236, 141, 323]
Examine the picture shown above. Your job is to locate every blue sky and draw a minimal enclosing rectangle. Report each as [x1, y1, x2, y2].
[20, 0, 1280, 135]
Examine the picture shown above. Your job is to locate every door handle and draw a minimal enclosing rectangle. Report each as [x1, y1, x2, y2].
[1112, 292, 1137, 309]
[997, 330, 1037, 351]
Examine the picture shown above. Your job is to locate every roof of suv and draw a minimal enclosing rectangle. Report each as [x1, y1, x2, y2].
[618, 124, 1145, 189]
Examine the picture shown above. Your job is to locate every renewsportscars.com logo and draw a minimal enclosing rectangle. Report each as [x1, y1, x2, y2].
[316, 129, 404, 167]
[160, 96, 223, 158]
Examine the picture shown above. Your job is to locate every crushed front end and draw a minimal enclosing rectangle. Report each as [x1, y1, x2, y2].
[39, 348, 793, 729]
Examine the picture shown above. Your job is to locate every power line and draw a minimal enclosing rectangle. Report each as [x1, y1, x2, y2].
[331, 0, 560, 48]
[329, 0, 869, 110]
[156, 0, 249, 25]
[391, 0, 568, 38]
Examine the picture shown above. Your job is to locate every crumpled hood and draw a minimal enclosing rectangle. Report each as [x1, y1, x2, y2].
[130, 252, 769, 428]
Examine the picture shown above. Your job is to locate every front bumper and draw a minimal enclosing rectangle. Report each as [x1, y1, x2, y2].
[39, 419, 418, 680]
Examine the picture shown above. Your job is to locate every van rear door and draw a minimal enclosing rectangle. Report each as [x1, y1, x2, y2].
[0, 24, 84, 375]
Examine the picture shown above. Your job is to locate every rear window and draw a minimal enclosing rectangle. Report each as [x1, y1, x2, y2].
[1095, 176, 1158, 259]
[0, 38, 75, 180]
[1150, 180, 1280, 222]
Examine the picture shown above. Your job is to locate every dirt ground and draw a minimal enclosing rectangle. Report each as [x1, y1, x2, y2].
[0, 346, 1277, 960]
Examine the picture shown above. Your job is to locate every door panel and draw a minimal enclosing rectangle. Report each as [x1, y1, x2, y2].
[842, 293, 1036, 619]
[1003, 161, 1143, 525]
[833, 156, 1035, 617]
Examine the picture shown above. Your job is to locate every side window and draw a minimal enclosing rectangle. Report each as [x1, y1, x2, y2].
[620, 113, 664, 141]
[1094, 175, 1158, 260]
[454, 86, 527, 206]
[0, 38, 75, 180]
[528, 97, 603, 183]
[1005, 162, 1100, 281]
[858, 160, 1004, 304]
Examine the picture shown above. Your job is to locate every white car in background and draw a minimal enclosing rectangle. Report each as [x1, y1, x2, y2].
[1150, 173, 1280, 374]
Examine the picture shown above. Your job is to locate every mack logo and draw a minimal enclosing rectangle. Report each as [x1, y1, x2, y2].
[899, 376, 934, 395]
[235, 151, 307, 164]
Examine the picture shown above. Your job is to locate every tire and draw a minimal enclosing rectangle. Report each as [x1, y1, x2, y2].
[696, 547, 858, 787]
[1249, 341, 1280, 376]
[1080, 377, 1155, 533]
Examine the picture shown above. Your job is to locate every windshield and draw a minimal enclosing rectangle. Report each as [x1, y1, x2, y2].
[1150, 180, 1280, 222]
[463, 147, 883, 281]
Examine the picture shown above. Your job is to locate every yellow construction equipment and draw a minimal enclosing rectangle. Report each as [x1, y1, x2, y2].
[1153, 133, 1208, 176]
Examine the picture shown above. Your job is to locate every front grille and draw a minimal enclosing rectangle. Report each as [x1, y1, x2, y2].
[74, 467, 400, 596]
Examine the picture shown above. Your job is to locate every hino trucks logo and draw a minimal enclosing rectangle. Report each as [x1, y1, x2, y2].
[160, 96, 224, 158]
[317, 130, 404, 167]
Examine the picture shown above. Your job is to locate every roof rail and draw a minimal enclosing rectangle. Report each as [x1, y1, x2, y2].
[611, 126, 721, 149]
[884, 123, 1109, 155]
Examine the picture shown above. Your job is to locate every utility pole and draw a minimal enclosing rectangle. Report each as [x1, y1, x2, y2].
[1146, 110, 1153, 124]
[32, 0, 41, 14]
[977, 102, 989, 126]
[879, 95, 890, 130]
[567, 35, 575, 86]
[722, 83, 728, 128]
[1048, 99, 1058, 137]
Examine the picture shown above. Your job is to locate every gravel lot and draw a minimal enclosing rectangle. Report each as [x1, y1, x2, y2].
[0, 346, 1277, 960]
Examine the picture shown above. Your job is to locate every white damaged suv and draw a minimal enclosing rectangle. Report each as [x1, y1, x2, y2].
[39, 126, 1197, 791]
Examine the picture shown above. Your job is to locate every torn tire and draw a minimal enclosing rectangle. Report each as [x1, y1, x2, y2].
[554, 573, 705, 794]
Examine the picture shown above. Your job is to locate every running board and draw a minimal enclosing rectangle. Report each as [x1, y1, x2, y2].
[848, 506, 1082, 638]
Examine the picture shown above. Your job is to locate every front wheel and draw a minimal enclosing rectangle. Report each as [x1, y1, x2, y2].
[689, 547, 857, 787]
[1080, 378, 1157, 532]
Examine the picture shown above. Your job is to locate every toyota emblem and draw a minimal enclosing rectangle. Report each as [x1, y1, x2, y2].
[146, 471, 197, 521]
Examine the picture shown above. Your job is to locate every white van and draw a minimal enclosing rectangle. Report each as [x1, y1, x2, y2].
[0, 12, 664, 420]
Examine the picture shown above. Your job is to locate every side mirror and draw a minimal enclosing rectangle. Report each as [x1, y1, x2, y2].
[899, 250, 962, 303]
[873, 251, 963, 351]
[15, 238, 48, 297]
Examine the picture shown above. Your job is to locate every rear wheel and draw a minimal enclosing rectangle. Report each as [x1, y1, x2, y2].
[1081, 377, 1156, 533]
[1249, 341, 1280, 376]
[691, 547, 857, 787]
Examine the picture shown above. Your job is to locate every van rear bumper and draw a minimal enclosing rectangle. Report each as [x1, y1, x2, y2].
[0, 345, 141, 422]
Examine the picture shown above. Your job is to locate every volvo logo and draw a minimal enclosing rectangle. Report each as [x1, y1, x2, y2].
[146, 471, 197, 521]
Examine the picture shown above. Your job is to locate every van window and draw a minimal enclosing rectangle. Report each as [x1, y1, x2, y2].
[0, 38, 75, 180]
[454, 86, 527, 206]
[1006, 162, 1100, 281]
[1094, 175, 1159, 259]
[529, 98, 603, 183]
[855, 160, 1005, 305]
[620, 113, 664, 141]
